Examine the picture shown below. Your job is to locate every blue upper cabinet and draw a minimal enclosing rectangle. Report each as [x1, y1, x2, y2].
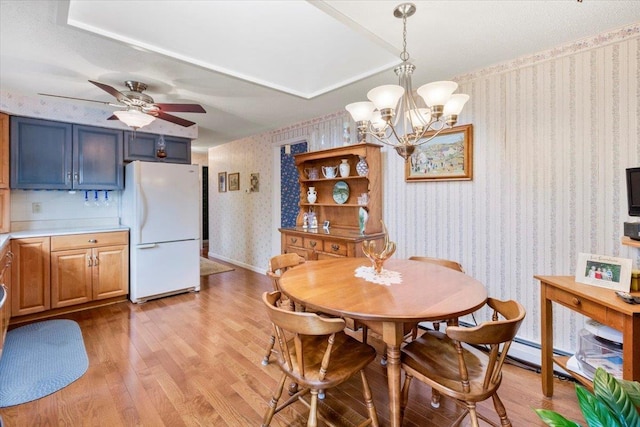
[10, 116, 124, 190]
[73, 125, 123, 190]
[124, 131, 191, 164]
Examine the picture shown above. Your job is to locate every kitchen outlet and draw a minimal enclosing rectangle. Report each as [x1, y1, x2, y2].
[32, 202, 42, 214]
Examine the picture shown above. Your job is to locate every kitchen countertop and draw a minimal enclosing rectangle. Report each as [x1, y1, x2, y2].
[0, 226, 130, 250]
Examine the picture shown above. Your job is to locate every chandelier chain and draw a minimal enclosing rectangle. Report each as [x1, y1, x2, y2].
[400, 13, 409, 62]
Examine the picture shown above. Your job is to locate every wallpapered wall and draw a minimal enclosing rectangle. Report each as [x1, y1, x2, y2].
[208, 24, 640, 356]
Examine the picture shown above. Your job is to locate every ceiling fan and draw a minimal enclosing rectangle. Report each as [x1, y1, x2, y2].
[39, 80, 206, 129]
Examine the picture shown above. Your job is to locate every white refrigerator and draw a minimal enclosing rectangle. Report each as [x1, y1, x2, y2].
[121, 161, 200, 303]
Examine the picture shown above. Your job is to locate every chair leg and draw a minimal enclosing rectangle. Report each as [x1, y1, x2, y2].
[307, 389, 319, 427]
[359, 370, 379, 427]
[491, 393, 512, 427]
[262, 373, 287, 427]
[466, 402, 480, 427]
[262, 334, 275, 366]
[430, 389, 441, 409]
[400, 372, 413, 421]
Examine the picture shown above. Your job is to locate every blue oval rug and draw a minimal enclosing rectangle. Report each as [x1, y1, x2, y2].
[0, 319, 88, 407]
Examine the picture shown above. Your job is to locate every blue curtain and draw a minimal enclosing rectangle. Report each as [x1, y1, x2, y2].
[281, 142, 307, 227]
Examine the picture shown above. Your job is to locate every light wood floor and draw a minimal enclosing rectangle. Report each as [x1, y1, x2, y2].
[0, 257, 585, 426]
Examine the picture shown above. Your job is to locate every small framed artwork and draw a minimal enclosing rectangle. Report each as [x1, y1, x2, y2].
[228, 172, 240, 191]
[250, 173, 260, 192]
[575, 253, 632, 291]
[218, 172, 227, 192]
[405, 123, 473, 182]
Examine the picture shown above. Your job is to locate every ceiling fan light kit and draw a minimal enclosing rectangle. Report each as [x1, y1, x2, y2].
[345, 2, 469, 161]
[39, 80, 206, 130]
[113, 107, 155, 130]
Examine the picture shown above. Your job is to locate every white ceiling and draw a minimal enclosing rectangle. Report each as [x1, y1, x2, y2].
[1, 0, 639, 152]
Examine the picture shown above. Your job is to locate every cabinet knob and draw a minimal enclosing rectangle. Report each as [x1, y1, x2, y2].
[331, 244, 340, 251]
[291, 238, 298, 244]
[571, 297, 581, 306]
[310, 241, 317, 248]
[87, 255, 93, 267]
[93, 255, 99, 266]
[88, 239, 97, 243]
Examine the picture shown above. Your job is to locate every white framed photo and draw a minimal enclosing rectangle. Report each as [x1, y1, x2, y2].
[575, 253, 632, 291]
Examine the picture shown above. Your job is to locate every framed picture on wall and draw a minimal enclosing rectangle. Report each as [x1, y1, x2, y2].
[405, 123, 473, 182]
[250, 173, 260, 192]
[218, 172, 227, 192]
[228, 172, 240, 191]
[575, 253, 632, 291]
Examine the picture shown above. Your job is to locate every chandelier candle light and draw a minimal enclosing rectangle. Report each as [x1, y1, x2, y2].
[345, 3, 469, 161]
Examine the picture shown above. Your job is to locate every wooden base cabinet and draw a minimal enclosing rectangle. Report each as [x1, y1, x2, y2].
[51, 231, 129, 308]
[11, 237, 51, 316]
[0, 243, 12, 359]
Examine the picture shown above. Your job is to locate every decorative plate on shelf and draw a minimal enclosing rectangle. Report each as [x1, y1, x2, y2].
[333, 181, 349, 204]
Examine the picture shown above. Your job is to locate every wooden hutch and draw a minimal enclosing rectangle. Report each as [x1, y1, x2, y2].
[279, 143, 385, 259]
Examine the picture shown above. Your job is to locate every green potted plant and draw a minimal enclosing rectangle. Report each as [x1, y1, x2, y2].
[535, 367, 640, 426]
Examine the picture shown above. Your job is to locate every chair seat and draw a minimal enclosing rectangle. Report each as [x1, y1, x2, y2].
[401, 330, 498, 401]
[275, 332, 376, 389]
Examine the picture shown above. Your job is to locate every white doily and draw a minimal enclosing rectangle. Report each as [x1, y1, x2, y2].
[354, 266, 402, 286]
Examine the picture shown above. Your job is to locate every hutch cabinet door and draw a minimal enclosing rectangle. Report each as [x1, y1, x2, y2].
[10, 116, 72, 189]
[73, 125, 124, 190]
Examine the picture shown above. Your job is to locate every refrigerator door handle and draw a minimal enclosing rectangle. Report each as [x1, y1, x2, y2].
[137, 182, 148, 243]
[138, 244, 158, 249]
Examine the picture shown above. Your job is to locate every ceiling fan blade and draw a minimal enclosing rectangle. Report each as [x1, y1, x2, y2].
[155, 111, 196, 127]
[155, 103, 206, 113]
[106, 114, 119, 120]
[38, 93, 119, 106]
[89, 80, 130, 103]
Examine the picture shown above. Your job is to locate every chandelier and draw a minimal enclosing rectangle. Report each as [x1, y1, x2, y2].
[345, 3, 469, 161]
[113, 107, 155, 130]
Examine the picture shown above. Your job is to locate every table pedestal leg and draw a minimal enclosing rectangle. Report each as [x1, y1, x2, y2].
[383, 322, 404, 427]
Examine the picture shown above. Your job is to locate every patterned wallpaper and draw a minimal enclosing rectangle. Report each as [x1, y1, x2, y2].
[209, 23, 640, 357]
[280, 142, 307, 227]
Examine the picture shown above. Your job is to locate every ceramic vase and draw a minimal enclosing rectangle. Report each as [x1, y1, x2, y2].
[339, 159, 350, 177]
[358, 206, 369, 234]
[307, 187, 317, 204]
[356, 156, 369, 176]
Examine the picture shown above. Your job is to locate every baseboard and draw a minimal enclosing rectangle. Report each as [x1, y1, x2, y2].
[207, 251, 265, 275]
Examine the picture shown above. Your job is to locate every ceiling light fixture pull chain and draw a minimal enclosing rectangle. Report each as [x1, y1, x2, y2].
[345, 2, 469, 161]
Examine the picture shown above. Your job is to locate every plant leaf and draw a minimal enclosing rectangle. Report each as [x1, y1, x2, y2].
[617, 379, 640, 409]
[576, 385, 622, 427]
[593, 368, 640, 427]
[535, 408, 582, 427]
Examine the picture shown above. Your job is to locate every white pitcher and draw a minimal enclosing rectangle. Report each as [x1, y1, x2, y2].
[322, 165, 338, 178]
[307, 187, 317, 204]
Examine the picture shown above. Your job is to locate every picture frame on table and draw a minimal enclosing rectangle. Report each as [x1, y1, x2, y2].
[228, 172, 240, 191]
[218, 172, 227, 193]
[575, 252, 632, 291]
[405, 123, 473, 182]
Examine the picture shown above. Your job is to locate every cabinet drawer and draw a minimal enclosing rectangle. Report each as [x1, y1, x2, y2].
[323, 240, 347, 256]
[284, 235, 303, 247]
[51, 231, 128, 251]
[547, 286, 624, 329]
[304, 237, 322, 251]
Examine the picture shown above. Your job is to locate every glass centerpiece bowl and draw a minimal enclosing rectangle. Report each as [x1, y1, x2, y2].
[362, 221, 396, 273]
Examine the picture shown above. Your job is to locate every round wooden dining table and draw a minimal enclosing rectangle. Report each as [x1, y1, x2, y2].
[279, 257, 488, 427]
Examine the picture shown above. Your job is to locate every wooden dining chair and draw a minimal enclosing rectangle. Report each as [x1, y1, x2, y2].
[400, 298, 526, 427]
[262, 253, 306, 366]
[261, 291, 379, 427]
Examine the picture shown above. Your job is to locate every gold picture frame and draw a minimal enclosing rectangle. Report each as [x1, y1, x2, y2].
[228, 172, 240, 191]
[405, 124, 473, 182]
